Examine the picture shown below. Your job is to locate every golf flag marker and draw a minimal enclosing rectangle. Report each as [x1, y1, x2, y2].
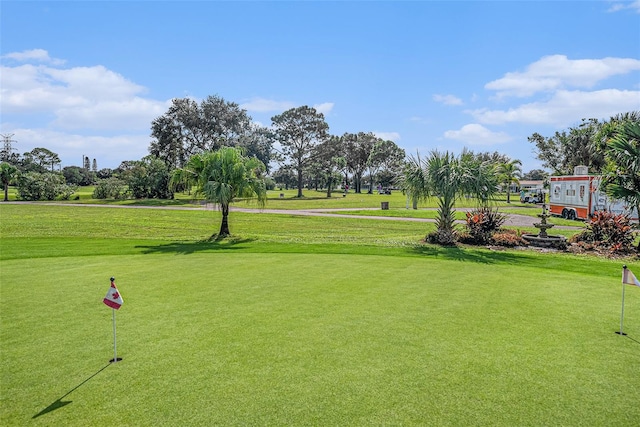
[617, 266, 639, 336]
[103, 277, 123, 309]
[622, 267, 640, 287]
[103, 277, 123, 363]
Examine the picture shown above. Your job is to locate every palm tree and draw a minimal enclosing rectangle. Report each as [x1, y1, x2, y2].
[0, 162, 18, 202]
[171, 147, 267, 238]
[400, 153, 427, 209]
[601, 121, 640, 245]
[422, 150, 499, 245]
[497, 159, 522, 203]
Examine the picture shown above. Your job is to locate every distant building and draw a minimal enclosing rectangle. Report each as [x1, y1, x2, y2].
[516, 180, 544, 192]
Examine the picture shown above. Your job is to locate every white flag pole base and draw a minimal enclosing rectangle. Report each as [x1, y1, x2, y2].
[109, 357, 123, 363]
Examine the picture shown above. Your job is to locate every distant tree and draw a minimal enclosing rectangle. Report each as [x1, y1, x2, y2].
[272, 166, 297, 190]
[171, 147, 267, 238]
[461, 149, 510, 166]
[20, 148, 60, 173]
[96, 168, 114, 179]
[497, 159, 522, 203]
[0, 162, 18, 201]
[92, 159, 97, 172]
[521, 169, 547, 181]
[312, 135, 346, 197]
[62, 166, 95, 186]
[238, 124, 275, 173]
[528, 118, 604, 175]
[84, 155, 91, 170]
[120, 156, 173, 199]
[27, 148, 61, 171]
[149, 95, 270, 169]
[271, 106, 329, 198]
[367, 139, 405, 192]
[344, 132, 376, 193]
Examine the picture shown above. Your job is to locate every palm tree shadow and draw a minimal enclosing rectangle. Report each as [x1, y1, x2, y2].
[33, 363, 110, 419]
[409, 244, 535, 265]
[137, 237, 256, 255]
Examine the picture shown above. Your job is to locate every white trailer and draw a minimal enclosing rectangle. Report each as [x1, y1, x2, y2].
[549, 166, 638, 222]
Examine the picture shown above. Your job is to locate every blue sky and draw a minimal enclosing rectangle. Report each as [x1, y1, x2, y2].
[1, 1, 639, 173]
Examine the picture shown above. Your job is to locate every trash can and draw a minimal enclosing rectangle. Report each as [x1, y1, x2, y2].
[381, 202, 389, 210]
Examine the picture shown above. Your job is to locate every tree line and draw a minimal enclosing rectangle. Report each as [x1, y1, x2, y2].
[1, 95, 637, 241]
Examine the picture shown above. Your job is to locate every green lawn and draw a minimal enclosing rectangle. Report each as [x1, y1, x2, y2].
[1, 203, 639, 426]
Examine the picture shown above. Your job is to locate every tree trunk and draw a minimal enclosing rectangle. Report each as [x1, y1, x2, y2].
[506, 190, 511, 203]
[218, 203, 230, 237]
[326, 176, 333, 198]
[297, 169, 303, 198]
[3, 183, 8, 202]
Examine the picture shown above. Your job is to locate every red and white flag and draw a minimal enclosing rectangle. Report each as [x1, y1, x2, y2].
[103, 278, 123, 309]
[622, 267, 640, 287]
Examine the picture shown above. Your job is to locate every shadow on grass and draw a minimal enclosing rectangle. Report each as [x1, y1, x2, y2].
[137, 237, 256, 255]
[33, 363, 110, 419]
[409, 244, 536, 265]
[625, 335, 640, 345]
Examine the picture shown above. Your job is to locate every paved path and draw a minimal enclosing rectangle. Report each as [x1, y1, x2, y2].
[3, 201, 582, 230]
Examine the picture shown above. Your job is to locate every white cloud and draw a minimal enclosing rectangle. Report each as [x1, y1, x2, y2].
[240, 97, 296, 112]
[8, 128, 150, 168]
[0, 55, 169, 131]
[470, 89, 640, 126]
[608, 1, 640, 13]
[2, 48, 65, 65]
[443, 124, 511, 146]
[373, 131, 401, 142]
[485, 55, 640, 98]
[313, 102, 334, 115]
[53, 97, 169, 130]
[433, 94, 463, 106]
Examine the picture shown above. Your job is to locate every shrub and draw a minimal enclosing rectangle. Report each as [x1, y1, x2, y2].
[455, 231, 475, 244]
[569, 211, 636, 254]
[491, 229, 528, 247]
[464, 207, 506, 244]
[426, 230, 457, 246]
[93, 178, 127, 199]
[16, 171, 75, 201]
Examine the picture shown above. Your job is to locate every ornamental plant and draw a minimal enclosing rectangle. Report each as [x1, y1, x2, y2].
[569, 210, 637, 254]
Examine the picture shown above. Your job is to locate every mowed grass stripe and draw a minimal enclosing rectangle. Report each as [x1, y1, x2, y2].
[1, 251, 639, 426]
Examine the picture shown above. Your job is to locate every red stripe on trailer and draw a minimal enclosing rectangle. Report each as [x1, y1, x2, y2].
[550, 176, 592, 182]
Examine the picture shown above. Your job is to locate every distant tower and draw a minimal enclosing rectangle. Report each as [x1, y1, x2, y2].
[1, 134, 17, 162]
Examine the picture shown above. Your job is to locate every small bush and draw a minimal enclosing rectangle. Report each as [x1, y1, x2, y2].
[491, 229, 528, 247]
[425, 230, 457, 246]
[455, 231, 475, 244]
[465, 207, 506, 244]
[569, 211, 636, 254]
[93, 178, 127, 199]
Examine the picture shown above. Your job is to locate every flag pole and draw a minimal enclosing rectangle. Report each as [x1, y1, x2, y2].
[111, 308, 118, 362]
[616, 265, 628, 336]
